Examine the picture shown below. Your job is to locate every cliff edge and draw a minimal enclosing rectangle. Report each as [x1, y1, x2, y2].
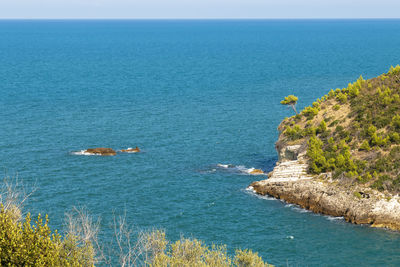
[250, 66, 400, 231]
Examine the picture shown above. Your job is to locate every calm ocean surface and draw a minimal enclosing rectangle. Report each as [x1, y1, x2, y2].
[1, 19, 400, 266]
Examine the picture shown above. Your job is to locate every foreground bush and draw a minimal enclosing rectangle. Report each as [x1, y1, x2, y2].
[0, 178, 273, 267]
[0, 207, 95, 266]
[149, 232, 273, 267]
[0, 208, 273, 266]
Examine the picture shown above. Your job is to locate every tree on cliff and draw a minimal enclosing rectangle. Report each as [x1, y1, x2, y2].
[280, 95, 298, 114]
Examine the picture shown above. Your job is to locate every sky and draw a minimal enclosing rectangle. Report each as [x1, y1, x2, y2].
[1, 0, 400, 19]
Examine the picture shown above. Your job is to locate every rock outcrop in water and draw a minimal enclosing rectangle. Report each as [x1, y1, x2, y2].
[249, 169, 265, 175]
[250, 67, 400, 231]
[84, 148, 117, 156]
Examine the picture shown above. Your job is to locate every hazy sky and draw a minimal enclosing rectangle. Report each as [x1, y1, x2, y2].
[1, 0, 400, 19]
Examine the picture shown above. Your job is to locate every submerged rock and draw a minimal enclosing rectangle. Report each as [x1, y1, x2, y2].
[249, 169, 265, 175]
[84, 148, 116, 156]
[120, 146, 140, 153]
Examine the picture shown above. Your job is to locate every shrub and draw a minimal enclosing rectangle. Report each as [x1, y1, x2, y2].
[388, 65, 400, 75]
[0, 207, 95, 266]
[317, 120, 327, 134]
[328, 89, 336, 99]
[374, 157, 392, 173]
[353, 192, 362, 199]
[336, 93, 347, 104]
[335, 125, 344, 133]
[284, 125, 303, 140]
[359, 140, 371, 151]
[367, 125, 377, 137]
[307, 137, 328, 173]
[348, 80, 361, 98]
[303, 126, 317, 137]
[392, 115, 400, 130]
[0, 177, 274, 267]
[302, 106, 319, 120]
[371, 133, 384, 146]
[339, 130, 350, 141]
[294, 114, 302, 122]
[389, 132, 400, 143]
[358, 172, 373, 184]
[312, 101, 320, 109]
[234, 249, 273, 267]
[393, 94, 400, 103]
[151, 236, 273, 267]
[371, 175, 391, 191]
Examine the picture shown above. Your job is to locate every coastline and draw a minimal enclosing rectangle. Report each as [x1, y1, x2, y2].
[249, 141, 400, 231]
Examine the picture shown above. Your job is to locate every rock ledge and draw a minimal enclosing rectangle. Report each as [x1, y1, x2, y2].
[250, 142, 400, 231]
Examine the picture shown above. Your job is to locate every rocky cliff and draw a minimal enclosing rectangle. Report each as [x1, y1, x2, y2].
[250, 66, 400, 230]
[250, 140, 400, 230]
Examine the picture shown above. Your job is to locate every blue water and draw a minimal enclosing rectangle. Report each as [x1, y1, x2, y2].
[1, 19, 400, 266]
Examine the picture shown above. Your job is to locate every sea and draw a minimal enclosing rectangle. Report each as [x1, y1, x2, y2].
[1, 19, 400, 266]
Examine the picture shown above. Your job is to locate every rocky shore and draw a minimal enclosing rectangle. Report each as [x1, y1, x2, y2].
[249, 143, 400, 231]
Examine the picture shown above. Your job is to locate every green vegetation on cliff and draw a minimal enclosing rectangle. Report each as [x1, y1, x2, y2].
[280, 65, 400, 193]
[280, 95, 299, 114]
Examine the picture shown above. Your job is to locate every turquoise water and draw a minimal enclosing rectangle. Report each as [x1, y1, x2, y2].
[1, 20, 400, 266]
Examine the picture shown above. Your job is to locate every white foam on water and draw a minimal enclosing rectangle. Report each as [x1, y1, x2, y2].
[217, 163, 236, 169]
[199, 168, 216, 174]
[216, 163, 266, 176]
[280, 201, 311, 213]
[257, 195, 275, 201]
[71, 150, 96, 156]
[325, 216, 345, 221]
[235, 165, 247, 171]
[291, 206, 311, 213]
[245, 186, 346, 225]
[244, 187, 275, 200]
[217, 163, 230, 168]
[245, 186, 255, 193]
[120, 148, 140, 153]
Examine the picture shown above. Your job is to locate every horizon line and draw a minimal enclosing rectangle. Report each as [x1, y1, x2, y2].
[0, 17, 400, 20]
